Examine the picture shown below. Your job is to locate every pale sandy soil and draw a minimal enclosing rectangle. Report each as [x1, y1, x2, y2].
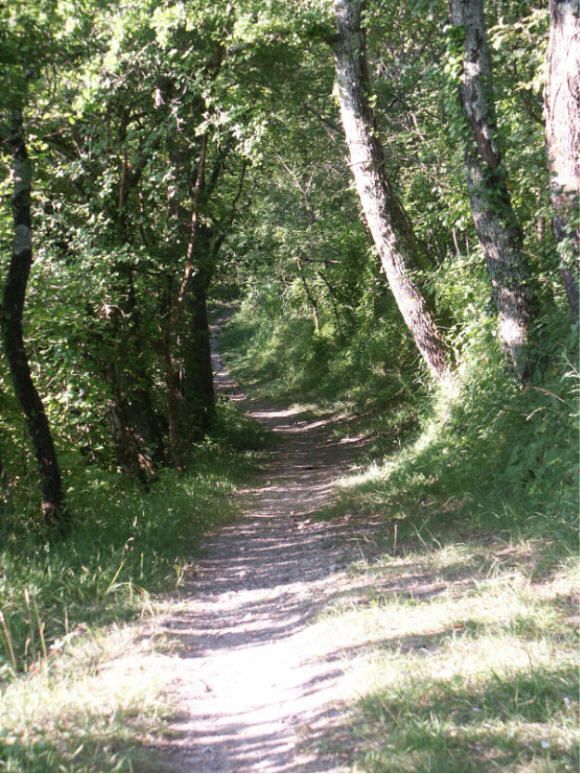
[155, 316, 382, 773]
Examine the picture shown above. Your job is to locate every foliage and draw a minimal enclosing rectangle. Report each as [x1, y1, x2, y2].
[0, 400, 263, 676]
[317, 549, 579, 773]
[1, 0, 572, 507]
[219, 287, 419, 411]
[0, 0, 577, 768]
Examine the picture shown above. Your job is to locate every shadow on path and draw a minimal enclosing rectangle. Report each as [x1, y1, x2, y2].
[156, 309, 381, 773]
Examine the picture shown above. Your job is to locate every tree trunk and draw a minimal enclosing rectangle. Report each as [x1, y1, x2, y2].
[448, 0, 537, 379]
[103, 275, 161, 480]
[544, 0, 579, 318]
[107, 390, 152, 483]
[332, 0, 449, 379]
[104, 135, 164, 479]
[296, 257, 321, 333]
[172, 137, 218, 449]
[160, 289, 186, 470]
[119, 275, 165, 467]
[183, 269, 215, 441]
[1, 108, 67, 529]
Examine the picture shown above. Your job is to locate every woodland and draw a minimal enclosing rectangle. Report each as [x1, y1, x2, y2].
[0, 0, 578, 771]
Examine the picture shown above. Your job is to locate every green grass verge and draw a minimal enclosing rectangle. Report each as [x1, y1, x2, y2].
[0, 399, 269, 772]
[299, 541, 578, 772]
[218, 299, 579, 773]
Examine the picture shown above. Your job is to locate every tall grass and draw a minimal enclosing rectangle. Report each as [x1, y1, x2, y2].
[331, 340, 579, 566]
[220, 297, 578, 560]
[0, 400, 267, 677]
[221, 294, 579, 773]
[218, 292, 419, 410]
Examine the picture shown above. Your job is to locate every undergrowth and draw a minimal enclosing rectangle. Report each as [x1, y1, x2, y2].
[330, 336, 579, 569]
[0, 398, 268, 771]
[218, 292, 419, 413]
[220, 296, 579, 773]
[220, 298, 578, 563]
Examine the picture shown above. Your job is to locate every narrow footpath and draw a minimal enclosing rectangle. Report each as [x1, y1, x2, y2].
[157, 315, 380, 773]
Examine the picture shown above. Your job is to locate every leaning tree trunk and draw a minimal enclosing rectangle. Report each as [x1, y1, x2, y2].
[1, 109, 67, 529]
[448, 0, 536, 380]
[332, 0, 448, 380]
[544, 0, 579, 319]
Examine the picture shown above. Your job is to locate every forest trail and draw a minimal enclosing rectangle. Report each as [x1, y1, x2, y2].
[157, 312, 379, 773]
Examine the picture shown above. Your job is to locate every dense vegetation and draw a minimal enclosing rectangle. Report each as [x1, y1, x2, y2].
[0, 0, 577, 770]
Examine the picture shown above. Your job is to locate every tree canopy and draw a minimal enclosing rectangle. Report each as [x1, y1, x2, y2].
[0, 0, 577, 529]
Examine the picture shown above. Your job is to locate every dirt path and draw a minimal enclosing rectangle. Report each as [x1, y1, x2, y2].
[158, 317, 379, 773]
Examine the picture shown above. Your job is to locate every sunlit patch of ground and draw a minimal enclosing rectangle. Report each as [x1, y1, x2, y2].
[298, 538, 579, 773]
[0, 619, 175, 772]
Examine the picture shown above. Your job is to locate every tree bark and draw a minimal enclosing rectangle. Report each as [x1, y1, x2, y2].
[117, 274, 165, 469]
[160, 283, 186, 470]
[183, 268, 215, 440]
[332, 0, 449, 379]
[105, 128, 164, 479]
[166, 136, 216, 456]
[1, 109, 67, 529]
[448, 0, 537, 379]
[296, 257, 321, 333]
[544, 0, 580, 319]
[107, 387, 153, 483]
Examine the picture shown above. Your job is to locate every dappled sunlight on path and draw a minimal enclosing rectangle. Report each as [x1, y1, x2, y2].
[155, 312, 378, 773]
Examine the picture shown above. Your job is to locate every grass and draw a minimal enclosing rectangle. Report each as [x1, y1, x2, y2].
[217, 296, 420, 415]
[218, 299, 579, 773]
[354, 663, 578, 773]
[0, 623, 172, 772]
[0, 398, 270, 772]
[324, 349, 579, 575]
[299, 540, 579, 772]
